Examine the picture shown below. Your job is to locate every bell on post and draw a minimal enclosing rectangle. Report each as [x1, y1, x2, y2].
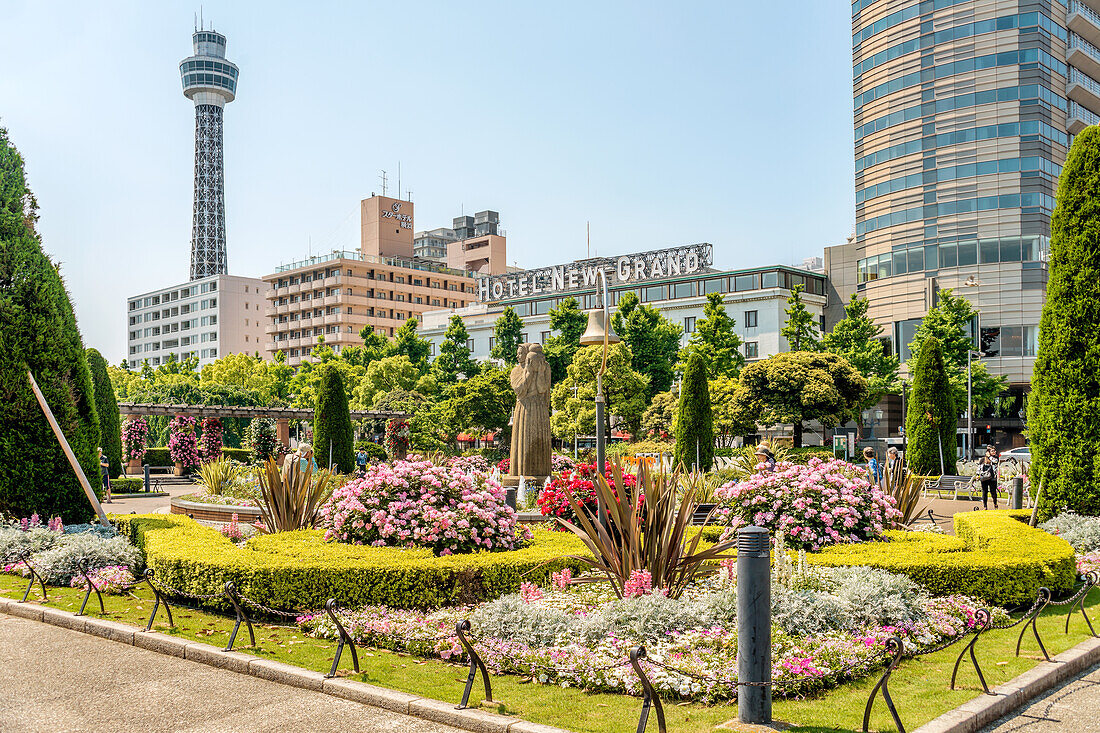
[579, 309, 621, 347]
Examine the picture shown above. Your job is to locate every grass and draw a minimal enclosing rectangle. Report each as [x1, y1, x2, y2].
[2, 571, 1098, 732]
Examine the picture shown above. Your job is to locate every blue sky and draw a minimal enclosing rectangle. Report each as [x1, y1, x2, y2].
[0, 1, 854, 363]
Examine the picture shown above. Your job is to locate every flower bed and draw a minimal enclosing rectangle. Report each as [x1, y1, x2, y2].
[714, 458, 900, 550]
[320, 457, 527, 555]
[1, 515, 141, 585]
[536, 462, 638, 524]
[113, 514, 589, 610]
[298, 565, 1005, 702]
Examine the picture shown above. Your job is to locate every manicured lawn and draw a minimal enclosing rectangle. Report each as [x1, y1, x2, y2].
[2, 572, 1097, 732]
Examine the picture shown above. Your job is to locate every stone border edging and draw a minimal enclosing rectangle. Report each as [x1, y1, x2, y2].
[0, 595, 571, 733]
[170, 496, 262, 523]
[913, 635, 1100, 733]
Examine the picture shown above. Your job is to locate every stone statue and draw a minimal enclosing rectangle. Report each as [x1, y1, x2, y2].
[508, 343, 552, 479]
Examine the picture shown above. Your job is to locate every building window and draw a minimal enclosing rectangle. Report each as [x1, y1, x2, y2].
[540, 330, 551, 344]
[684, 316, 696, 334]
[466, 339, 474, 352]
[745, 341, 759, 359]
[489, 336, 496, 351]
[745, 310, 758, 328]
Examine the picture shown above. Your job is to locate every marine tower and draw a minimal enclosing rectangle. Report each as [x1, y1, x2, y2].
[180, 27, 238, 280]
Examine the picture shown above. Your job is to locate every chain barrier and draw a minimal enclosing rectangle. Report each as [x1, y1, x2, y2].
[863, 637, 906, 733]
[1065, 572, 1100, 637]
[74, 559, 105, 617]
[15, 553, 47, 603]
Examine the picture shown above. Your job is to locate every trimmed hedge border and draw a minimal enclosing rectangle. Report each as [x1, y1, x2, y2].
[113, 514, 590, 611]
[806, 510, 1076, 606]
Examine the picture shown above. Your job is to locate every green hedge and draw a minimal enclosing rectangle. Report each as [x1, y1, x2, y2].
[221, 447, 251, 463]
[113, 514, 590, 611]
[110, 477, 143, 493]
[144, 447, 170, 466]
[805, 510, 1075, 606]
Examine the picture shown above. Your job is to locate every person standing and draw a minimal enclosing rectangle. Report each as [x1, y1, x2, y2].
[98, 448, 112, 503]
[863, 446, 881, 485]
[885, 446, 903, 479]
[754, 445, 777, 473]
[978, 454, 998, 509]
[356, 448, 368, 475]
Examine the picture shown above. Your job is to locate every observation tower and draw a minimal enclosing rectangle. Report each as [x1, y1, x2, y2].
[180, 28, 239, 280]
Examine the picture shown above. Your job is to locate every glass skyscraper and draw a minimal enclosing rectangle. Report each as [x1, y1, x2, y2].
[833, 0, 1100, 447]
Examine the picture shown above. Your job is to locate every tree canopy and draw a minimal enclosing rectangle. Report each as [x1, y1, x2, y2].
[611, 291, 682, 399]
[544, 297, 588, 383]
[434, 314, 479, 386]
[904, 336, 956, 475]
[490, 307, 525, 366]
[820, 294, 899, 433]
[781, 283, 819, 352]
[674, 353, 714, 472]
[86, 348, 123, 476]
[391, 317, 431, 373]
[550, 343, 649, 441]
[677, 293, 744, 379]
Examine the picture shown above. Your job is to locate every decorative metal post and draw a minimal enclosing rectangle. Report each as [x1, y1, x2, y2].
[143, 463, 151, 493]
[737, 525, 771, 723]
[1012, 477, 1024, 510]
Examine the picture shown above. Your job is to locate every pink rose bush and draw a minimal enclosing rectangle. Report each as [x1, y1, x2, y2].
[69, 565, 135, 594]
[715, 458, 900, 550]
[168, 415, 200, 468]
[319, 457, 530, 555]
[122, 416, 149, 463]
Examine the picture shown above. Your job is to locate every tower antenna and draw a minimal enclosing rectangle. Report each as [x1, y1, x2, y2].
[398, 161, 402, 200]
[379, 170, 388, 197]
[587, 221, 590, 259]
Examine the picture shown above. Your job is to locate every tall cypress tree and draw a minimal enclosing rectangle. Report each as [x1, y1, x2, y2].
[1030, 126, 1100, 518]
[674, 352, 714, 472]
[0, 128, 102, 521]
[434, 314, 479, 386]
[781, 283, 819, 352]
[86, 348, 123, 476]
[904, 336, 955, 475]
[313, 364, 354, 473]
[490, 306, 525, 366]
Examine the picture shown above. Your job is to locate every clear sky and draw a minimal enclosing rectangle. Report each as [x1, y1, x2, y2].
[0, 1, 854, 364]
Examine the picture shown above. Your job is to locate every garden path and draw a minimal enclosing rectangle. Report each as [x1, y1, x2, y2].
[0, 614, 461, 733]
[107, 481, 194, 514]
[980, 662, 1100, 732]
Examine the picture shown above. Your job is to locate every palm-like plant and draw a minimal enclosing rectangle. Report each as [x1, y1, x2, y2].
[882, 455, 927, 527]
[196, 456, 244, 496]
[256, 456, 335, 533]
[556, 462, 735, 599]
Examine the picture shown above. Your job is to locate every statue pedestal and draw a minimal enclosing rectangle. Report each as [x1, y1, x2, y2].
[501, 474, 549, 510]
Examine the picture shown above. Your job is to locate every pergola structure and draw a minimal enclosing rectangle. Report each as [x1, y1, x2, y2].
[117, 402, 409, 451]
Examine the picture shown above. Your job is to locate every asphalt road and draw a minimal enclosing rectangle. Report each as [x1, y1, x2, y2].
[0, 614, 461, 733]
[980, 662, 1100, 732]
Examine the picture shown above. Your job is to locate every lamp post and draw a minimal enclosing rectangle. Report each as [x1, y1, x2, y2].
[966, 349, 984, 460]
[579, 269, 620, 530]
[573, 383, 579, 461]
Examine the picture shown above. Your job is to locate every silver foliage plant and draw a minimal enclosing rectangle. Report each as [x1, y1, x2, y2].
[473, 566, 928, 644]
[20, 533, 141, 585]
[1040, 510, 1100, 554]
[0, 526, 59, 564]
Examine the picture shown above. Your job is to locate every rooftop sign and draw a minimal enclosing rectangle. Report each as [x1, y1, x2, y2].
[477, 243, 713, 303]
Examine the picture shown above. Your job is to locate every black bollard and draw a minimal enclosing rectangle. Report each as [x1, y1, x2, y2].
[143, 464, 151, 493]
[737, 525, 772, 724]
[1012, 477, 1023, 510]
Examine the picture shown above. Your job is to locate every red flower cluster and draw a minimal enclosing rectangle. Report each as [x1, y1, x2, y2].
[536, 462, 638, 524]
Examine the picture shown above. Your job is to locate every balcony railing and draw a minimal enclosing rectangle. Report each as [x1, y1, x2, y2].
[1070, 66, 1100, 98]
[1071, 0, 1100, 29]
[1071, 32, 1100, 64]
[1071, 99, 1100, 126]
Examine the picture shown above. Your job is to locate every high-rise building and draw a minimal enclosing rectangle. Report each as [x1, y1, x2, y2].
[180, 28, 239, 280]
[828, 0, 1100, 448]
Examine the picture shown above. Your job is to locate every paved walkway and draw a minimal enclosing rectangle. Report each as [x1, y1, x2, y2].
[105, 481, 194, 515]
[980, 663, 1100, 732]
[0, 614, 460, 732]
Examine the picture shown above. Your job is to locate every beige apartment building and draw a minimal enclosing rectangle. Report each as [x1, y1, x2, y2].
[263, 195, 478, 366]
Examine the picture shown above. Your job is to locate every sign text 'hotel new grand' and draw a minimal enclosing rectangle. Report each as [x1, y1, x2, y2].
[477, 243, 714, 303]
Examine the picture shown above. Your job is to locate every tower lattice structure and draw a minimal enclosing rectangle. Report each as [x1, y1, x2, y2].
[180, 29, 239, 280]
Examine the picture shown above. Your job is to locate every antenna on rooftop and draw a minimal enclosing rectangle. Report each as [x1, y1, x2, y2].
[379, 170, 388, 197]
[398, 161, 402, 200]
[587, 221, 590, 259]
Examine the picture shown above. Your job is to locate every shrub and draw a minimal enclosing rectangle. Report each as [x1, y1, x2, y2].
[258, 457, 334, 533]
[314, 365, 354, 473]
[168, 415, 200, 468]
[86, 348, 123, 477]
[69, 565, 134, 594]
[1039, 511, 1100, 554]
[114, 514, 589, 610]
[1030, 126, 1100, 518]
[0, 525, 59, 563]
[26, 532, 142, 585]
[905, 336, 956, 475]
[110, 477, 143, 493]
[354, 441, 387, 462]
[715, 458, 900, 550]
[196, 456, 245, 496]
[221, 447, 251, 463]
[0, 126, 102, 523]
[143, 447, 171, 466]
[537, 462, 637, 523]
[674, 353, 713, 471]
[806, 511, 1075, 606]
[320, 458, 525, 555]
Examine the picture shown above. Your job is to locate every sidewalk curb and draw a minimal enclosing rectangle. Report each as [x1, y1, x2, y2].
[913, 636, 1100, 733]
[0, 596, 574, 733]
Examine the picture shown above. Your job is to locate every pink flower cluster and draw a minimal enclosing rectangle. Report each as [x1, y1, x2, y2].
[168, 415, 200, 468]
[520, 582, 543, 603]
[551, 568, 573, 590]
[69, 565, 135, 594]
[12, 514, 62, 532]
[220, 513, 243, 542]
[122, 416, 149, 463]
[319, 457, 530, 555]
[714, 457, 901, 551]
[623, 569, 653, 598]
[199, 417, 223, 464]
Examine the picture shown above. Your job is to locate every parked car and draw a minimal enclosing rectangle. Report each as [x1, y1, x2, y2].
[1000, 447, 1031, 463]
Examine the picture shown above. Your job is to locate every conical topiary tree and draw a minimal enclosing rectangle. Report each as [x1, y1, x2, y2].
[904, 336, 956, 475]
[86, 348, 123, 477]
[1030, 126, 1100, 518]
[314, 364, 354, 473]
[0, 128, 102, 522]
[674, 352, 714, 472]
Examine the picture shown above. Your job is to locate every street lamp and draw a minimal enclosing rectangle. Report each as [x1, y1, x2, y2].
[579, 269, 620, 528]
[967, 349, 985, 459]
